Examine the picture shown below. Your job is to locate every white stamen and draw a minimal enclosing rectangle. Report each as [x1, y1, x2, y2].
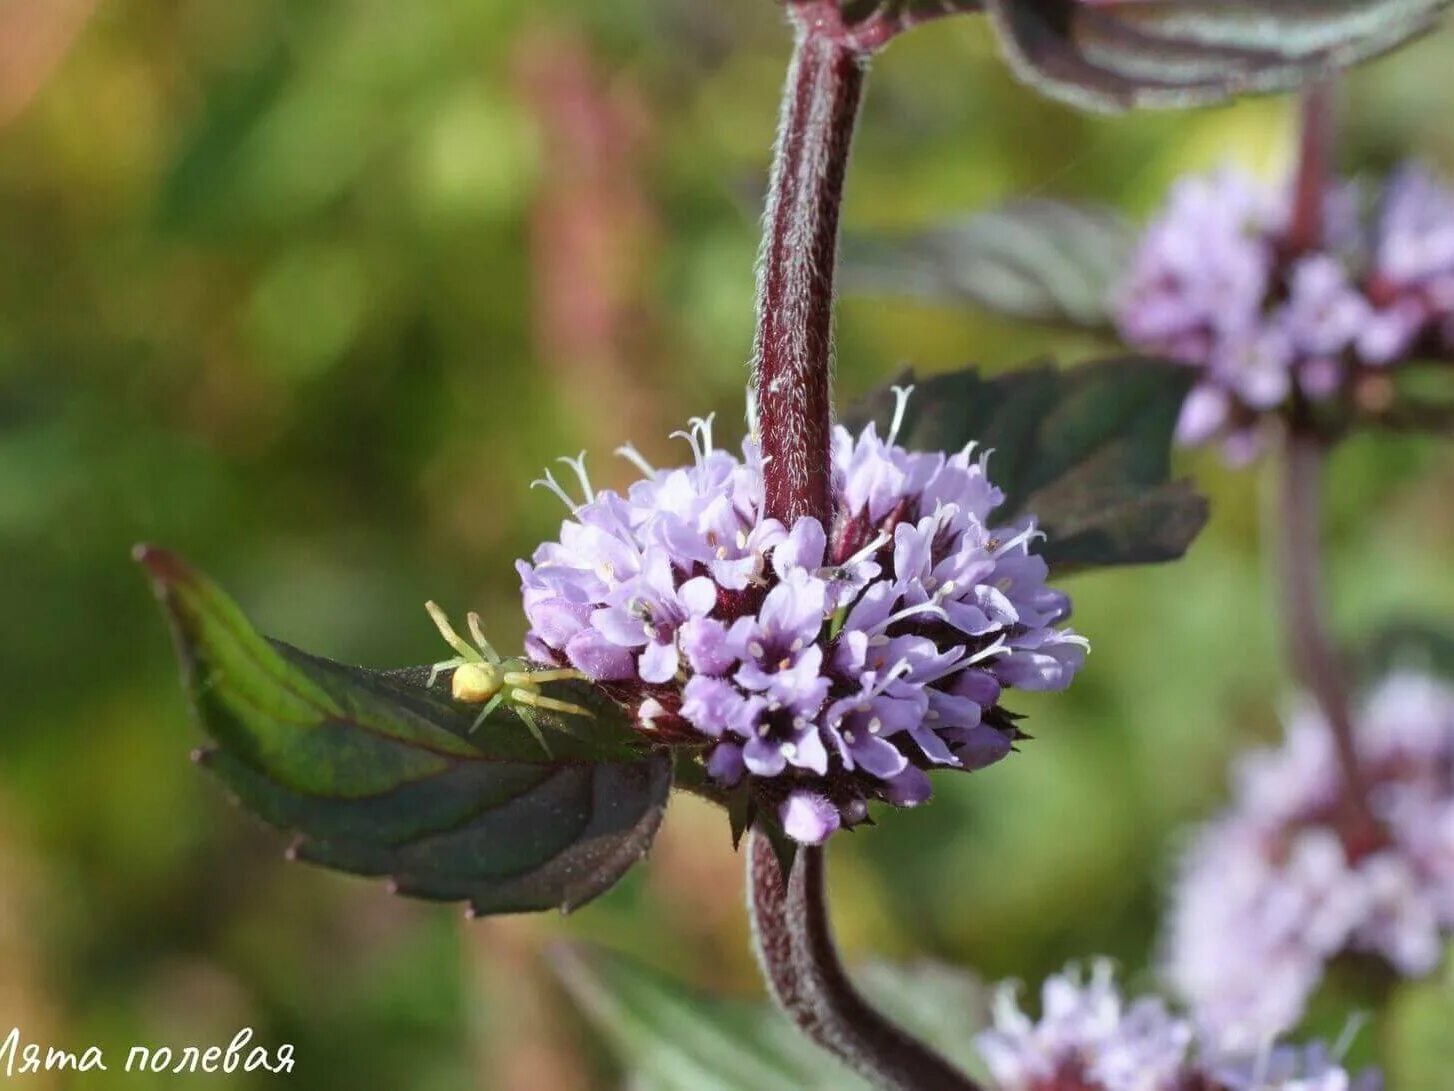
[557, 451, 595, 503]
[688, 413, 716, 457]
[790, 638, 803, 652]
[934, 580, 958, 601]
[780, 742, 797, 758]
[792, 716, 806, 730]
[670, 423, 703, 467]
[884, 657, 914, 684]
[887, 384, 915, 447]
[869, 599, 948, 635]
[758, 723, 771, 737]
[843, 730, 856, 745]
[834, 531, 890, 574]
[615, 443, 656, 478]
[530, 469, 577, 511]
[747, 641, 766, 659]
[992, 523, 1043, 557]
[938, 635, 1011, 674]
[867, 717, 882, 734]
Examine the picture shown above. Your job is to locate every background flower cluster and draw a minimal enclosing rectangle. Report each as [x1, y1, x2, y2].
[1117, 164, 1454, 458]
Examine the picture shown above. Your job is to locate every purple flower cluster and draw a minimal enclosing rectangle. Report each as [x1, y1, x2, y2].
[517, 390, 1087, 843]
[975, 962, 1378, 1091]
[1164, 672, 1454, 1051]
[1117, 165, 1454, 461]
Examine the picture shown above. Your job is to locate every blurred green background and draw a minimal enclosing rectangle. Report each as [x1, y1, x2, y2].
[4, 1, 1454, 1087]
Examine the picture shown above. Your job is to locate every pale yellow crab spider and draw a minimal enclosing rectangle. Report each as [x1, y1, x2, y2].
[424, 602, 594, 751]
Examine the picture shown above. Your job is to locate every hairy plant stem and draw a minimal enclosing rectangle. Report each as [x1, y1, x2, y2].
[1278, 421, 1377, 845]
[752, 13, 863, 526]
[1275, 80, 1378, 845]
[744, 13, 981, 1091]
[747, 835, 981, 1090]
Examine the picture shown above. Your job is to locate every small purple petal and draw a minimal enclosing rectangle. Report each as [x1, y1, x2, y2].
[780, 790, 841, 845]
[639, 639, 680, 685]
[565, 628, 637, 681]
[881, 766, 932, 807]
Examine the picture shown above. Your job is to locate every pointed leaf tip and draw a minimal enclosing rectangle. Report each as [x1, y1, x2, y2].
[134, 543, 192, 586]
[143, 550, 673, 917]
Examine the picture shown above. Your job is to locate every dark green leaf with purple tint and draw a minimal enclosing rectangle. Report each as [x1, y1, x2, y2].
[138, 547, 670, 916]
[1362, 622, 1454, 685]
[986, 0, 1451, 111]
[843, 359, 1207, 572]
[843, 199, 1133, 330]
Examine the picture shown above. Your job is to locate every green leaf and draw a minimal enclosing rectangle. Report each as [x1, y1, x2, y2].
[985, 0, 1451, 112]
[843, 199, 1134, 330]
[1361, 622, 1454, 685]
[550, 945, 991, 1091]
[842, 359, 1208, 572]
[137, 546, 671, 916]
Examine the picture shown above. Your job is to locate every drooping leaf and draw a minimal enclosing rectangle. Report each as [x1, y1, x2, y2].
[550, 945, 992, 1091]
[137, 546, 671, 916]
[843, 199, 1133, 330]
[842, 359, 1208, 572]
[1361, 622, 1454, 685]
[985, 0, 1452, 112]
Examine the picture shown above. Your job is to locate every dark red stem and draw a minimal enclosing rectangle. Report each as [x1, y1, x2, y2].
[752, 15, 864, 526]
[1286, 82, 1335, 256]
[745, 13, 980, 1091]
[1276, 80, 1377, 844]
[748, 835, 981, 1091]
[1278, 425, 1378, 845]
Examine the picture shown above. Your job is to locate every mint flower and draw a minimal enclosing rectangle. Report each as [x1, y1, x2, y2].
[976, 962, 1378, 1091]
[1116, 164, 1454, 460]
[1164, 672, 1454, 1050]
[517, 390, 1087, 843]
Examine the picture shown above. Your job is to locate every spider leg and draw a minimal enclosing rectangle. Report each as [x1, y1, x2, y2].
[512, 689, 596, 720]
[427, 656, 468, 688]
[512, 703, 554, 757]
[466, 612, 502, 665]
[511, 668, 588, 684]
[470, 691, 507, 733]
[426, 601, 481, 662]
